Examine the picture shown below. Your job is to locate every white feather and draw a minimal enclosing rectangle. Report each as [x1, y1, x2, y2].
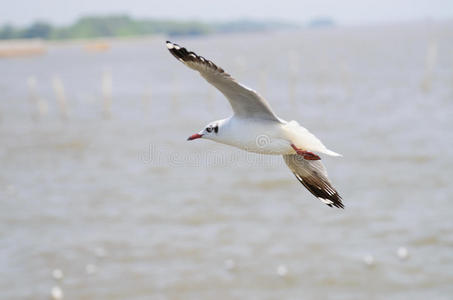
[283, 121, 341, 157]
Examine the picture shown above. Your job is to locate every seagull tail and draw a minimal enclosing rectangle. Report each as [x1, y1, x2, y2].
[323, 149, 342, 157]
[285, 121, 342, 157]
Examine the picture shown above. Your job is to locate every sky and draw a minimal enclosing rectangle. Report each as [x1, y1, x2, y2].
[1, 0, 453, 26]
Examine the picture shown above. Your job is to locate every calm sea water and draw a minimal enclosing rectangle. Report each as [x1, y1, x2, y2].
[1, 22, 453, 299]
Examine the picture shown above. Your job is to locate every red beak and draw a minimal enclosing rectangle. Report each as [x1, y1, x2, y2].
[187, 133, 203, 141]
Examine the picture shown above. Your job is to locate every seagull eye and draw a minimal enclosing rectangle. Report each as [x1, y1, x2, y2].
[206, 127, 212, 133]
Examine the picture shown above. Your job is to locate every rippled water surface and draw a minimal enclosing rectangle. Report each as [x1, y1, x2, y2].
[1, 22, 453, 299]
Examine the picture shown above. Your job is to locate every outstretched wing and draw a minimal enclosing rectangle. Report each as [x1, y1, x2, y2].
[166, 41, 281, 122]
[283, 154, 344, 208]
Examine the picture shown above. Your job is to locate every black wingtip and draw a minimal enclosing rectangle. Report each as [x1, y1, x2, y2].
[166, 41, 175, 49]
[165, 41, 226, 73]
[323, 196, 344, 209]
[292, 171, 344, 209]
[326, 193, 344, 209]
[334, 200, 345, 209]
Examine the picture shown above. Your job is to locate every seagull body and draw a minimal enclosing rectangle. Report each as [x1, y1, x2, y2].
[204, 117, 340, 156]
[166, 41, 344, 208]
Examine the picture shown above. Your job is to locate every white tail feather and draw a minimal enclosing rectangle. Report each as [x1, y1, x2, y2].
[284, 121, 341, 157]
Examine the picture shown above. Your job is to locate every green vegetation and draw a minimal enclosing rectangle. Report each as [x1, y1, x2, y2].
[308, 17, 335, 28]
[0, 15, 298, 40]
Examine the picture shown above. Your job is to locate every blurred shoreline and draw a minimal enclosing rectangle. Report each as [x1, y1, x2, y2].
[0, 15, 300, 42]
[1, 18, 451, 58]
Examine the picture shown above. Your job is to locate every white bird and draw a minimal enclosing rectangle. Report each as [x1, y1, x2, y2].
[166, 41, 344, 208]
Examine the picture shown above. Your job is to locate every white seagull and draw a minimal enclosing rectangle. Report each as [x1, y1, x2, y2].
[166, 41, 344, 208]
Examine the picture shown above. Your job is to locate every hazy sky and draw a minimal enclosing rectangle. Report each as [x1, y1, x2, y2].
[1, 0, 453, 26]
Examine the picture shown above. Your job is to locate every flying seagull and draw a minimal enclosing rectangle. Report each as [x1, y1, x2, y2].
[166, 41, 344, 208]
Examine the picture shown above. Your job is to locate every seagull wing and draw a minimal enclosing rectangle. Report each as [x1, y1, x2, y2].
[283, 154, 344, 208]
[166, 41, 281, 122]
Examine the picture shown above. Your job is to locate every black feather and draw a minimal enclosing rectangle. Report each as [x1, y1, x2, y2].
[166, 41, 225, 74]
[293, 172, 344, 209]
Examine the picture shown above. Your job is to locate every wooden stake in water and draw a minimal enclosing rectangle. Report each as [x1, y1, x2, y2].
[234, 56, 246, 78]
[288, 50, 300, 108]
[206, 86, 216, 114]
[142, 85, 152, 116]
[52, 76, 68, 120]
[171, 73, 180, 112]
[421, 41, 438, 92]
[102, 70, 112, 119]
[27, 76, 48, 120]
[258, 66, 269, 100]
[339, 61, 351, 98]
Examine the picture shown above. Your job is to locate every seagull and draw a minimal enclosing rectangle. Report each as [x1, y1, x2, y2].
[166, 41, 344, 208]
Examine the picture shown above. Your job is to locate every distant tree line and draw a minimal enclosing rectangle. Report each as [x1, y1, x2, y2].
[0, 15, 299, 40]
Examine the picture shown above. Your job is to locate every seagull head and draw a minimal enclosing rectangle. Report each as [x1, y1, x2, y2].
[187, 121, 222, 141]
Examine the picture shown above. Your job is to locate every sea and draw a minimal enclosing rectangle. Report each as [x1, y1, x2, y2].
[0, 21, 452, 299]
